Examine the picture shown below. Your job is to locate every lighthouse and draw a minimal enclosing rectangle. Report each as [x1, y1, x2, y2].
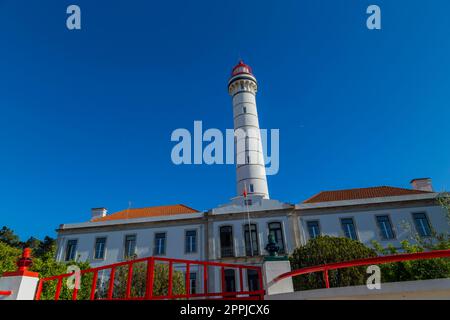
[228, 61, 270, 200]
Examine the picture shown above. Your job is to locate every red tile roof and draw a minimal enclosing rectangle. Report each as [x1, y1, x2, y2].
[303, 186, 432, 204]
[92, 204, 199, 222]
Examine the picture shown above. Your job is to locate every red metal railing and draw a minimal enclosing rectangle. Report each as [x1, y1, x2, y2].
[35, 256, 264, 300]
[271, 249, 450, 289]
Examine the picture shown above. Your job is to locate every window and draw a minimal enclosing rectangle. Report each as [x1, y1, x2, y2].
[268, 222, 285, 254]
[244, 199, 253, 206]
[94, 237, 106, 260]
[65, 239, 78, 261]
[224, 269, 236, 292]
[341, 218, 358, 240]
[185, 230, 197, 253]
[244, 224, 259, 256]
[306, 221, 320, 239]
[413, 213, 432, 237]
[376, 216, 395, 240]
[220, 226, 234, 258]
[154, 232, 166, 255]
[124, 235, 136, 259]
[243, 106, 247, 114]
[249, 184, 254, 193]
[247, 269, 260, 292]
[189, 272, 197, 294]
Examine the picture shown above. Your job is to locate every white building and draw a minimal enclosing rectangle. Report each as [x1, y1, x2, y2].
[55, 62, 449, 293]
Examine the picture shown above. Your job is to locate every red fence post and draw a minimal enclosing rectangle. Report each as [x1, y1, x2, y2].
[145, 258, 155, 299]
[72, 286, 78, 301]
[186, 263, 190, 299]
[107, 267, 116, 299]
[203, 264, 208, 295]
[2, 248, 40, 300]
[90, 271, 98, 300]
[125, 263, 133, 299]
[323, 269, 330, 288]
[35, 280, 43, 300]
[54, 277, 63, 301]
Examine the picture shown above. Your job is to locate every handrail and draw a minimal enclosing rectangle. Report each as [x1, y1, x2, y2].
[272, 249, 450, 289]
[35, 255, 264, 300]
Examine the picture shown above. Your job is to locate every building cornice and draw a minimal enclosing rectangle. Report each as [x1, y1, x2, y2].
[296, 193, 439, 210]
[57, 212, 206, 233]
[296, 193, 441, 216]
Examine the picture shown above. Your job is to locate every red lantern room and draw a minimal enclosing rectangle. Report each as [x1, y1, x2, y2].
[231, 60, 253, 77]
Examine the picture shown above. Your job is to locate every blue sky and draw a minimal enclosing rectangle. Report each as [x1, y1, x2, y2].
[1, 0, 449, 240]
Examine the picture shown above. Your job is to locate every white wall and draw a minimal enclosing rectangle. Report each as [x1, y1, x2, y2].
[298, 205, 449, 248]
[56, 223, 205, 267]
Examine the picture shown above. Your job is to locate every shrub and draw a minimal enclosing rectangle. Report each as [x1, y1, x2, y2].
[372, 236, 450, 283]
[31, 248, 91, 300]
[289, 236, 377, 290]
[0, 241, 21, 274]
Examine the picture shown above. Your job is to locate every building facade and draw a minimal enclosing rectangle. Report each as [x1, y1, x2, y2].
[55, 62, 450, 294]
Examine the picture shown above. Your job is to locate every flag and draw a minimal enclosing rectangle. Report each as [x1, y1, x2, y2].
[243, 185, 247, 198]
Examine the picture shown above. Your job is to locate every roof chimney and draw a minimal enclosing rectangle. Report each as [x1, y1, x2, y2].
[91, 207, 107, 220]
[410, 178, 433, 192]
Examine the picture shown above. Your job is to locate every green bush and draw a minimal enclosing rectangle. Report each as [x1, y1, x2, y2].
[289, 236, 377, 290]
[31, 249, 91, 300]
[372, 236, 450, 283]
[0, 241, 21, 274]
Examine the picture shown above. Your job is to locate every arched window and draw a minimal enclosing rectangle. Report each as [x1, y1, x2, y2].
[268, 222, 285, 254]
[220, 226, 234, 258]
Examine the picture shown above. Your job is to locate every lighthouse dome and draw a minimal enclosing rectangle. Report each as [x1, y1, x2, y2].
[231, 60, 253, 77]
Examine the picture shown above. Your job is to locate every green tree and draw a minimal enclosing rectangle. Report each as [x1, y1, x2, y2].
[0, 226, 21, 248]
[438, 192, 450, 226]
[24, 237, 41, 251]
[34, 236, 56, 258]
[0, 241, 22, 274]
[289, 236, 378, 290]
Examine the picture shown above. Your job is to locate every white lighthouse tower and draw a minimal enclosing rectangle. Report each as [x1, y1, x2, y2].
[228, 61, 270, 200]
